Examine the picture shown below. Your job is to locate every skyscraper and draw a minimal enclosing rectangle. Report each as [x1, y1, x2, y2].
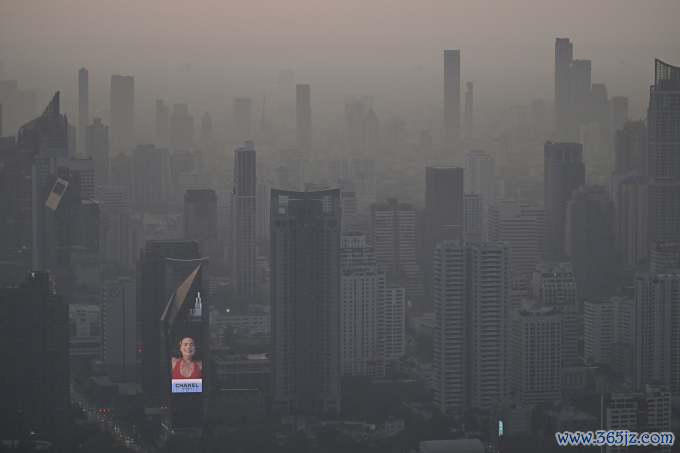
[170, 103, 194, 150]
[464, 82, 473, 142]
[350, 158, 375, 211]
[233, 97, 252, 144]
[463, 193, 483, 243]
[554, 38, 573, 141]
[444, 50, 461, 153]
[184, 189, 218, 260]
[0, 271, 69, 438]
[101, 277, 136, 383]
[232, 141, 257, 302]
[543, 142, 585, 257]
[296, 84, 312, 157]
[433, 241, 510, 414]
[270, 189, 341, 414]
[110, 152, 133, 189]
[86, 118, 109, 187]
[610, 96, 629, 139]
[617, 176, 648, 271]
[78, 68, 89, 154]
[571, 59, 591, 137]
[156, 100, 170, 142]
[110, 75, 134, 153]
[464, 150, 497, 207]
[615, 120, 647, 175]
[647, 59, 680, 245]
[132, 144, 170, 209]
[424, 167, 464, 296]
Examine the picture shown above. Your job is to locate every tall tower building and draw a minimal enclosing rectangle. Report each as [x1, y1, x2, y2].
[110, 75, 134, 153]
[464, 82, 473, 142]
[231, 141, 257, 302]
[132, 144, 170, 209]
[96, 186, 135, 268]
[156, 100, 170, 142]
[184, 189, 218, 260]
[444, 50, 461, 153]
[615, 120, 647, 175]
[565, 185, 620, 300]
[571, 59, 592, 137]
[617, 176, 648, 271]
[647, 59, 680, 245]
[296, 84, 312, 157]
[464, 150, 497, 207]
[634, 271, 680, 394]
[554, 38, 574, 141]
[611, 96, 629, 139]
[424, 167, 464, 296]
[544, 142, 585, 257]
[270, 189, 341, 414]
[0, 271, 69, 437]
[350, 158, 375, 211]
[78, 68, 89, 154]
[433, 241, 510, 414]
[170, 103, 194, 150]
[370, 199, 423, 300]
[233, 98, 252, 145]
[101, 277, 136, 383]
[463, 193, 483, 243]
[488, 201, 546, 280]
[86, 118, 109, 187]
[111, 152, 133, 189]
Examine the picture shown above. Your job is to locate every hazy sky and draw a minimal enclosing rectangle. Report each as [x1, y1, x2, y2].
[2, 0, 679, 121]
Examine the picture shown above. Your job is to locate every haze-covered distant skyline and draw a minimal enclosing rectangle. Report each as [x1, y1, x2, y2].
[2, 0, 679, 130]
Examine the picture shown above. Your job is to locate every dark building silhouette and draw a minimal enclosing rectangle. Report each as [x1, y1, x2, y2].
[110, 75, 134, 153]
[78, 68, 88, 154]
[615, 120, 647, 174]
[86, 118, 109, 187]
[0, 271, 69, 438]
[137, 240, 202, 391]
[444, 50, 461, 153]
[465, 81, 473, 141]
[565, 185, 620, 300]
[270, 189, 341, 415]
[184, 189, 218, 260]
[156, 100, 170, 142]
[200, 111, 213, 153]
[554, 38, 573, 141]
[364, 108, 379, 156]
[647, 59, 680, 245]
[590, 83, 610, 145]
[111, 152, 133, 189]
[296, 84, 311, 156]
[544, 142, 585, 257]
[424, 167, 464, 297]
[611, 96, 629, 139]
[170, 103, 194, 150]
[571, 59, 591, 137]
[232, 141, 257, 302]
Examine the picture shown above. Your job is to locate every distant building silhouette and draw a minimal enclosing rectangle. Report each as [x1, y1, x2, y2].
[296, 84, 312, 157]
[78, 68, 88, 154]
[232, 142, 257, 302]
[156, 100, 170, 142]
[617, 176, 648, 271]
[464, 82, 473, 141]
[270, 189, 341, 414]
[647, 59, 680, 246]
[110, 152, 133, 189]
[0, 271, 69, 438]
[110, 75, 134, 153]
[464, 150, 497, 207]
[102, 277, 136, 383]
[554, 38, 573, 141]
[444, 50, 461, 153]
[184, 189, 218, 261]
[86, 118, 109, 187]
[170, 103, 194, 150]
[543, 142, 585, 257]
[571, 59, 591, 138]
[132, 144, 170, 209]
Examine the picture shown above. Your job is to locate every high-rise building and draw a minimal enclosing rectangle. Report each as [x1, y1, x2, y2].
[508, 303, 562, 405]
[424, 167, 464, 296]
[433, 241, 510, 414]
[571, 59, 591, 138]
[111, 152, 133, 189]
[634, 271, 680, 393]
[200, 111, 213, 153]
[464, 150, 497, 207]
[554, 38, 574, 141]
[444, 50, 461, 153]
[364, 109, 380, 156]
[184, 189, 218, 260]
[617, 176, 648, 271]
[350, 158, 375, 211]
[137, 240, 202, 391]
[60, 156, 95, 198]
[602, 383, 672, 453]
[584, 297, 634, 365]
[488, 201, 546, 280]
[530, 99, 547, 133]
[101, 277, 136, 383]
[132, 144, 170, 208]
[565, 185, 620, 300]
[370, 199, 423, 300]
[170, 103, 194, 150]
[340, 235, 385, 377]
[463, 193, 483, 243]
[615, 120, 647, 175]
[650, 241, 680, 274]
[543, 142, 585, 257]
[590, 83, 611, 150]
[464, 82, 473, 142]
[96, 186, 136, 268]
[78, 68, 89, 154]
[381, 284, 405, 363]
[0, 271, 69, 437]
[647, 59, 680, 246]
[110, 75, 134, 153]
[232, 141, 257, 302]
[296, 84, 312, 156]
[156, 100, 170, 142]
[86, 118, 110, 187]
[68, 304, 101, 364]
[233, 98, 252, 144]
[256, 180, 272, 242]
[270, 189, 341, 414]
[532, 263, 579, 365]
[345, 98, 367, 155]
[610, 96, 629, 139]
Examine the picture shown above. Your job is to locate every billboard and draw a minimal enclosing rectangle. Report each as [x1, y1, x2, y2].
[170, 294, 203, 394]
